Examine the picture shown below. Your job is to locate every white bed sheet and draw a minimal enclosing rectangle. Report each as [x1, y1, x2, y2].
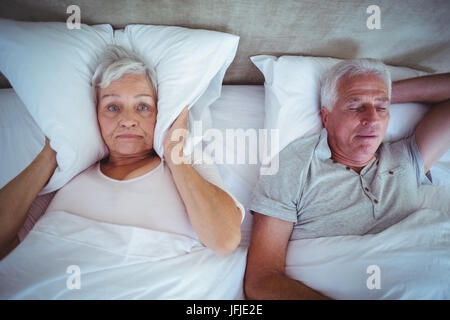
[285, 207, 450, 299]
[210, 85, 265, 245]
[0, 210, 247, 299]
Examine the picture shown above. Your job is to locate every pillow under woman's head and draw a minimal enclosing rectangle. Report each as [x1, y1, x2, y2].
[0, 19, 113, 194]
[0, 18, 239, 194]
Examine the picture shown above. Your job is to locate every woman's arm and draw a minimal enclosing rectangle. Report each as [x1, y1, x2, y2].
[166, 162, 242, 256]
[0, 138, 57, 259]
[164, 107, 241, 257]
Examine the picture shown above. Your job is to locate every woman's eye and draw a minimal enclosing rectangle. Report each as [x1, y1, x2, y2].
[107, 105, 119, 112]
[137, 105, 149, 111]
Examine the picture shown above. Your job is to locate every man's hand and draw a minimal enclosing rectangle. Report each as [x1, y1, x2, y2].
[245, 213, 331, 299]
[163, 106, 189, 169]
[391, 73, 450, 172]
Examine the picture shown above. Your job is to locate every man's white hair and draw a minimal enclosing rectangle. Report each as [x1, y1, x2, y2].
[320, 58, 391, 111]
[91, 45, 157, 103]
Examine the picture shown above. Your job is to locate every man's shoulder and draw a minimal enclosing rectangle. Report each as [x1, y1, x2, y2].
[273, 132, 321, 177]
[379, 135, 414, 160]
[280, 132, 321, 160]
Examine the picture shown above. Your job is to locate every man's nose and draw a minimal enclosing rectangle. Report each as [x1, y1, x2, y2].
[361, 105, 378, 126]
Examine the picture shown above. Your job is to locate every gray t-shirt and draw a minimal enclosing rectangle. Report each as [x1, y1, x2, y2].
[250, 128, 431, 240]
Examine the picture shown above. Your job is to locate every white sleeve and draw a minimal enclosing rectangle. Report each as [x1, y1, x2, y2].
[192, 161, 245, 223]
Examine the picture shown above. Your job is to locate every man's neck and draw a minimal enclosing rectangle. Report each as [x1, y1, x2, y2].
[330, 152, 375, 174]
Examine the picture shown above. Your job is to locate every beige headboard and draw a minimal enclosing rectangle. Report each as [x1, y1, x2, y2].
[1, 0, 449, 88]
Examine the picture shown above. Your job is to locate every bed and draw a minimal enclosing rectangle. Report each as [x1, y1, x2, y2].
[1, 83, 450, 299]
[1, 0, 450, 300]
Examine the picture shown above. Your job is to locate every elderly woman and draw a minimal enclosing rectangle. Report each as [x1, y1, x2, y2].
[0, 45, 243, 260]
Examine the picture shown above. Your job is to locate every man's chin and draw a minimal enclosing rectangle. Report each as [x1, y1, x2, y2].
[357, 142, 380, 156]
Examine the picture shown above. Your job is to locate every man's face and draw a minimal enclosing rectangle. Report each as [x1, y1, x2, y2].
[97, 73, 158, 158]
[321, 73, 390, 163]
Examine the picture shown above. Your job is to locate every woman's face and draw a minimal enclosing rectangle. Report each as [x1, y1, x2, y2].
[97, 73, 157, 158]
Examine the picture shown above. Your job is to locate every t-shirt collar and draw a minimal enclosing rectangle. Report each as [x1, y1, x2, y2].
[317, 128, 381, 170]
[316, 128, 332, 160]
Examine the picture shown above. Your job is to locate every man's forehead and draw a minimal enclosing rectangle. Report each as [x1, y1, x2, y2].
[337, 73, 389, 98]
[338, 73, 388, 91]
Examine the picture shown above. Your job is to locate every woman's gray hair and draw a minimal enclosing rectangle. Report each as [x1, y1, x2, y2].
[320, 58, 391, 111]
[92, 45, 157, 102]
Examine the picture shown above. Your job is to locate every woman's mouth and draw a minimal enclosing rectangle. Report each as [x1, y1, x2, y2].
[116, 134, 143, 139]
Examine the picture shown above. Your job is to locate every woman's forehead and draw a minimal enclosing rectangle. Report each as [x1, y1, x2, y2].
[99, 73, 156, 98]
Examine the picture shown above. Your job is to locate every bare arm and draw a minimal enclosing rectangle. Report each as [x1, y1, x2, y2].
[391, 73, 450, 172]
[0, 138, 57, 259]
[164, 107, 241, 257]
[244, 212, 330, 300]
[391, 73, 450, 105]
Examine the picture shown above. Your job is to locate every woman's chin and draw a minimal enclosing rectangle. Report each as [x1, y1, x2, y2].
[111, 147, 151, 158]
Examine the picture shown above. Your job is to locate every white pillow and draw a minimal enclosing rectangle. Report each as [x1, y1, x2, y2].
[0, 19, 239, 194]
[0, 89, 45, 190]
[114, 25, 239, 157]
[0, 19, 113, 194]
[251, 55, 430, 153]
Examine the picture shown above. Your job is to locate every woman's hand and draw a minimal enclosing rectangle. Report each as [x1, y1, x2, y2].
[162, 107, 241, 256]
[39, 137, 58, 168]
[0, 136, 58, 259]
[163, 106, 189, 169]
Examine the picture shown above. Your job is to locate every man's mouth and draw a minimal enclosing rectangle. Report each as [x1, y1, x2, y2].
[355, 134, 378, 139]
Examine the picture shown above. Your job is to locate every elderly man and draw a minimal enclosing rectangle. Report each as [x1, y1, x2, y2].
[245, 59, 450, 299]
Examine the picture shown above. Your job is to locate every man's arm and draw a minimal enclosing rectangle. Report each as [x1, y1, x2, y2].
[244, 212, 330, 300]
[0, 138, 57, 259]
[391, 73, 450, 172]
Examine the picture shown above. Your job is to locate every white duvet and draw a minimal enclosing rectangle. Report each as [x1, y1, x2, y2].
[0, 211, 247, 299]
[285, 208, 450, 299]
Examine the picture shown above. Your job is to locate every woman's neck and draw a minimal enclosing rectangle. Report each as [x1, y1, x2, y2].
[100, 151, 161, 180]
[103, 150, 158, 168]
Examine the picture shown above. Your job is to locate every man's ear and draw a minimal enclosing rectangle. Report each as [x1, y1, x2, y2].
[320, 106, 329, 127]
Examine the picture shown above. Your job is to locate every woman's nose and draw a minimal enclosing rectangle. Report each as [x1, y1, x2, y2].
[120, 119, 137, 128]
[119, 111, 138, 128]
